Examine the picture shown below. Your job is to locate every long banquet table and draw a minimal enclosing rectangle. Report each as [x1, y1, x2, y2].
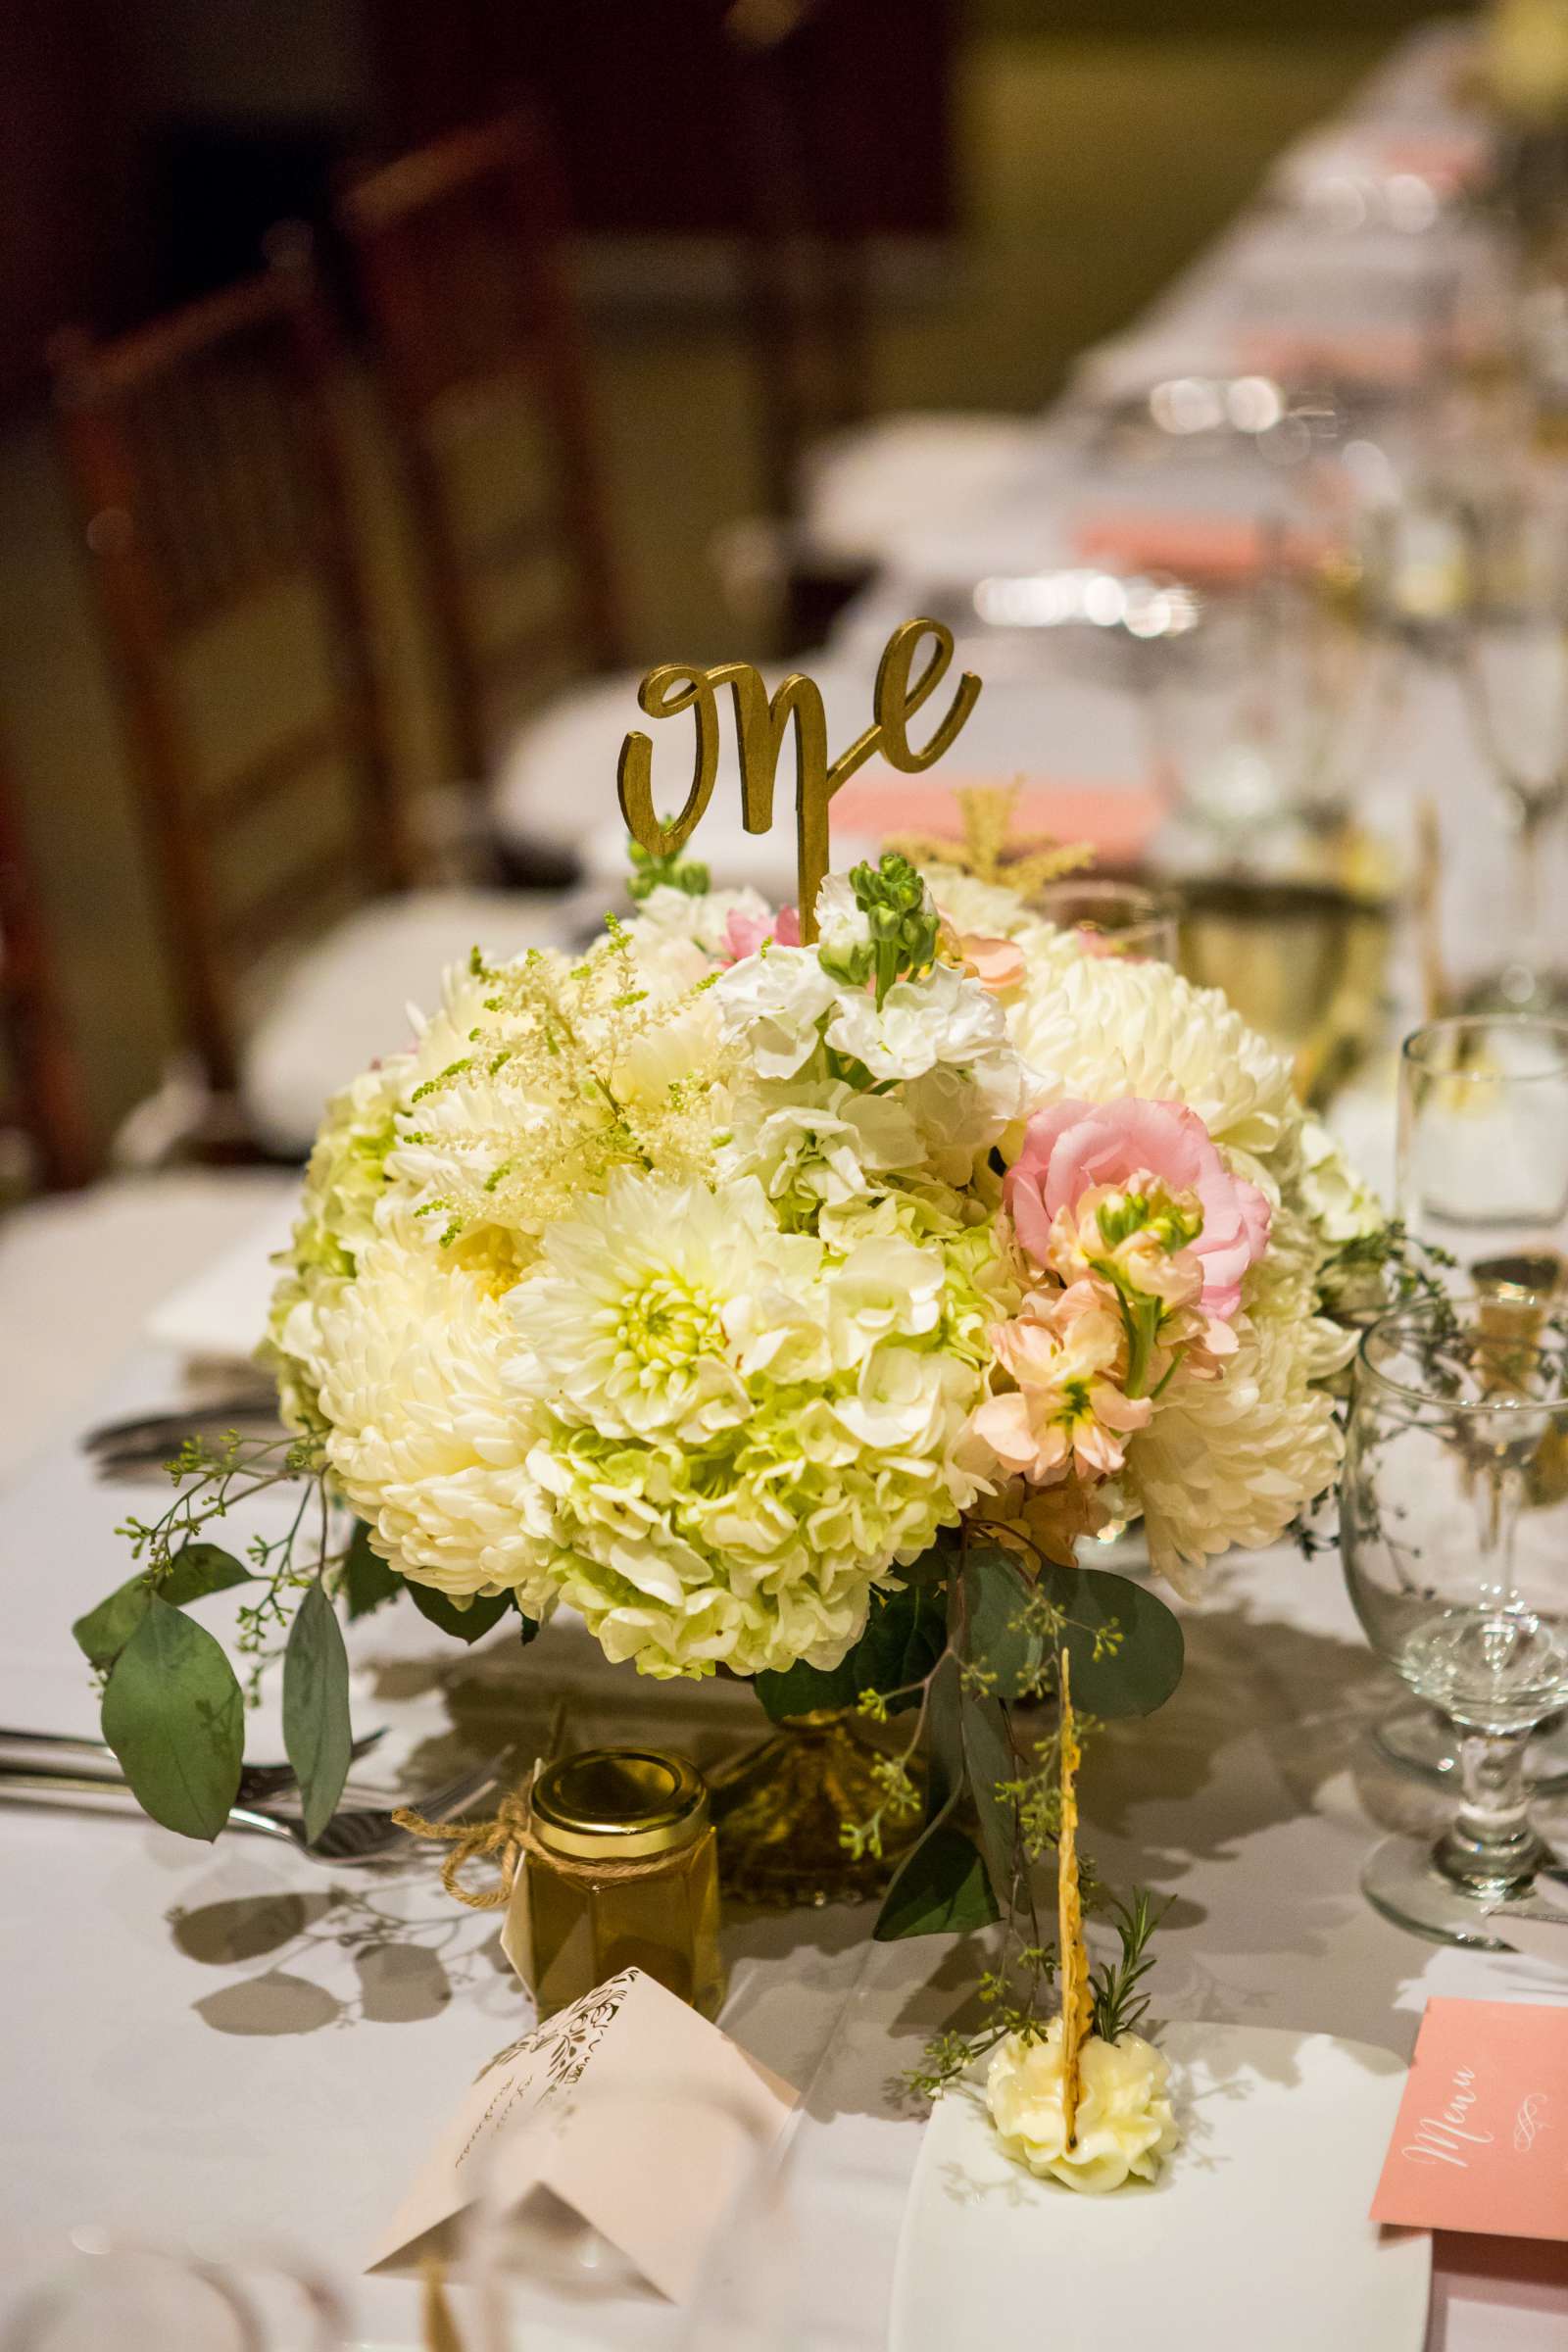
[5, 19, 1568, 2347]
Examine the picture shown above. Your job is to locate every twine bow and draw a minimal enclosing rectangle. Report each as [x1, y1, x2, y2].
[394, 1786, 691, 1908]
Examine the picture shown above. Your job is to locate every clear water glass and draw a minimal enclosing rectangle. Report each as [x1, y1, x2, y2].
[1387, 1015, 1568, 1788]
[1397, 1016, 1568, 1298]
[1458, 478, 1568, 1011]
[1341, 1297, 1568, 1945]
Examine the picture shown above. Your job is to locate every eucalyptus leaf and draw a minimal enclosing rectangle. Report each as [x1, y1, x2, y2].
[873, 1812, 1000, 1940]
[753, 1651, 858, 1724]
[342, 1521, 401, 1620]
[406, 1582, 514, 1644]
[73, 1544, 253, 1672]
[282, 1582, 353, 1843]
[1038, 1562, 1185, 1718]
[100, 1596, 244, 1840]
[754, 1581, 947, 1724]
[959, 1544, 1044, 1701]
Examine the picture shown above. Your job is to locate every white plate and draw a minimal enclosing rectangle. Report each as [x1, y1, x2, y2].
[890, 2023, 1431, 2352]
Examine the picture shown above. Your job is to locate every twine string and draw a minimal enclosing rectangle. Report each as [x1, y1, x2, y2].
[393, 1788, 689, 1909]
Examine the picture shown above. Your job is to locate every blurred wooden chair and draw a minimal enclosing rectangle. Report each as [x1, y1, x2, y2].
[52, 237, 569, 1161]
[340, 109, 621, 863]
[0, 739, 93, 1194]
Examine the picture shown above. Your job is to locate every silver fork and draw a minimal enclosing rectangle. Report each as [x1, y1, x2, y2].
[0, 1726, 387, 1805]
[0, 1752, 512, 1865]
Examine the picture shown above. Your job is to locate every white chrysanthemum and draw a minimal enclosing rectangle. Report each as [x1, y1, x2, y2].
[266, 959, 497, 1425]
[313, 1208, 557, 1608]
[1127, 1310, 1342, 1594]
[1008, 948, 1299, 1168]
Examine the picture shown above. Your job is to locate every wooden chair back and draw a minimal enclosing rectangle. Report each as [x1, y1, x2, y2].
[51, 241, 409, 1102]
[723, 0, 873, 522]
[0, 741, 92, 1191]
[341, 110, 621, 792]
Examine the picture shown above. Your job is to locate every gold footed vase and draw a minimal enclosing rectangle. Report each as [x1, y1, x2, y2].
[707, 1706, 924, 1908]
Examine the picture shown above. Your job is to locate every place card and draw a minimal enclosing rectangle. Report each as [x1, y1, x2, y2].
[367, 1968, 796, 2301]
[1371, 1997, 1568, 2243]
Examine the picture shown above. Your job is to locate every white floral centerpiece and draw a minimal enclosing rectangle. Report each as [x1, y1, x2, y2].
[79, 844, 1404, 1968]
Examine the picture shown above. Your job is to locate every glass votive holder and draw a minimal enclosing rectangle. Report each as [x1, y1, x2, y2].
[1028, 876, 1179, 964]
[519, 1748, 724, 2022]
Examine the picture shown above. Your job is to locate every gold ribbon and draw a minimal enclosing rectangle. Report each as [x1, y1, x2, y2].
[394, 1788, 689, 1909]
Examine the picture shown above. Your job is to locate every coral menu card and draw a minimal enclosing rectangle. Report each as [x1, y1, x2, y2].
[368, 1968, 796, 2300]
[1371, 1998, 1568, 2242]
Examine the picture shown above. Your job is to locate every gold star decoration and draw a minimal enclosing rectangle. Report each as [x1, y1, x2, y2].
[884, 782, 1095, 901]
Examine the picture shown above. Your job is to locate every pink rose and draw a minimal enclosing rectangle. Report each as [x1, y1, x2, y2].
[1004, 1097, 1270, 1319]
[721, 903, 802, 963]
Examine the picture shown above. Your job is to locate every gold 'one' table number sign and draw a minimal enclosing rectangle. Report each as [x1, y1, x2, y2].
[615, 617, 982, 942]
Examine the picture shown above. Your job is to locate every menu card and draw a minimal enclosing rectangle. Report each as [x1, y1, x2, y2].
[368, 1968, 796, 2301]
[1371, 1997, 1568, 2243]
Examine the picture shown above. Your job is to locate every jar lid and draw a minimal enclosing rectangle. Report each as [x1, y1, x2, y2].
[530, 1748, 709, 1861]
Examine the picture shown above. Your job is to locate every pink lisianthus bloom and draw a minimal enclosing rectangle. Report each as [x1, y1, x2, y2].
[721, 903, 802, 963]
[972, 1283, 1152, 1485]
[1006, 1098, 1270, 1320]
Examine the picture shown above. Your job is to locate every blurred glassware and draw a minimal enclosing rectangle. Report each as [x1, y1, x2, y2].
[1383, 1013, 1568, 1792]
[0, 2237, 346, 2352]
[1457, 476, 1568, 1011]
[1178, 875, 1392, 1108]
[1397, 1015, 1568, 1292]
[1138, 567, 1396, 860]
[466, 2066, 778, 2352]
[1028, 876, 1177, 964]
[1342, 1296, 1568, 1945]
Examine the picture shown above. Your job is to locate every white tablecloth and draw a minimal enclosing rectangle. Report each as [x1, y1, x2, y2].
[3, 1322, 1567, 2349]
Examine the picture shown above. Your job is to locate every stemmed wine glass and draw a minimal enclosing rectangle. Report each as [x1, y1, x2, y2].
[1386, 1014, 1568, 1790]
[1341, 1296, 1568, 1946]
[1457, 477, 1568, 1013]
[1141, 564, 1396, 862]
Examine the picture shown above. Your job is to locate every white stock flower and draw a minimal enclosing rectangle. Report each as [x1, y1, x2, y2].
[825, 958, 1009, 1082]
[713, 945, 839, 1078]
[813, 872, 873, 963]
[985, 2020, 1180, 2193]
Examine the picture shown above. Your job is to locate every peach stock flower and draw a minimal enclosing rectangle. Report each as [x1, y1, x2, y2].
[1005, 1097, 1270, 1319]
[973, 1285, 1152, 1484]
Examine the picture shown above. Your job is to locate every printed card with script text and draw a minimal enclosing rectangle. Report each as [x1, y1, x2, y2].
[1371, 1997, 1568, 2241]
